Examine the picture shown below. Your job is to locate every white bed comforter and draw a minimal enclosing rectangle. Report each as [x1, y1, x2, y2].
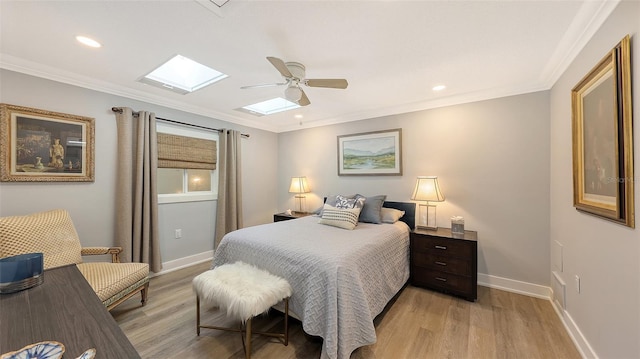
[211, 216, 410, 359]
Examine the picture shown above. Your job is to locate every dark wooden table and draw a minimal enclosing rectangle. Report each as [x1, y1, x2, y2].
[0, 264, 140, 358]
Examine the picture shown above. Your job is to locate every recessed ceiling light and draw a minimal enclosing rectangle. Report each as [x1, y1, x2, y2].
[432, 85, 446, 91]
[294, 114, 303, 119]
[236, 98, 300, 116]
[139, 54, 228, 95]
[76, 35, 101, 48]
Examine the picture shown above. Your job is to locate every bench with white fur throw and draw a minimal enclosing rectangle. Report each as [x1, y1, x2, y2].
[192, 261, 292, 359]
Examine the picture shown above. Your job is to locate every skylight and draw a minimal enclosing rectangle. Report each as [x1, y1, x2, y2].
[237, 98, 301, 116]
[139, 55, 227, 95]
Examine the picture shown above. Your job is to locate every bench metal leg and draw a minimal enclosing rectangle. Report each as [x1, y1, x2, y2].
[245, 318, 252, 359]
[284, 297, 289, 346]
[195, 296, 291, 357]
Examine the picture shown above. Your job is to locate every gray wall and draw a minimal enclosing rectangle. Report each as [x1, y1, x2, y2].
[0, 69, 279, 264]
[3, 3, 638, 352]
[278, 91, 551, 286]
[549, 1, 639, 358]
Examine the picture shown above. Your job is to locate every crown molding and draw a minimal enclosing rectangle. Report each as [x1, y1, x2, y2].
[0, 0, 619, 134]
[539, 0, 620, 87]
[279, 82, 550, 133]
[0, 55, 278, 133]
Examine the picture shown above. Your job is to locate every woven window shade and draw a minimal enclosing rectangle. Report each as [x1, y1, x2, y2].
[157, 133, 217, 170]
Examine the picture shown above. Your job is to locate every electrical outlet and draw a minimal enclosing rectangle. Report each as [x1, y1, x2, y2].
[175, 229, 182, 239]
[574, 275, 580, 293]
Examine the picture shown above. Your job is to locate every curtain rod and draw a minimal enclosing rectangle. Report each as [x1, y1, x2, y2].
[111, 107, 249, 138]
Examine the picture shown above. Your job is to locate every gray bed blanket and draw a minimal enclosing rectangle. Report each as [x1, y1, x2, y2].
[211, 215, 410, 359]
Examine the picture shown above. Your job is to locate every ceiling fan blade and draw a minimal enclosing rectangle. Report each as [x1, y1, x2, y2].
[305, 79, 348, 89]
[240, 82, 287, 89]
[267, 56, 293, 78]
[298, 89, 311, 106]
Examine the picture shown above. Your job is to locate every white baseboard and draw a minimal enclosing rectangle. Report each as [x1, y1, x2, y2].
[151, 250, 213, 277]
[477, 273, 552, 299]
[479, 272, 594, 359]
[550, 297, 598, 359]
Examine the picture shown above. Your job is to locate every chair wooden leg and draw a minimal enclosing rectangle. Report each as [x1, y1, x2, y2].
[196, 296, 201, 336]
[245, 318, 252, 359]
[140, 282, 149, 306]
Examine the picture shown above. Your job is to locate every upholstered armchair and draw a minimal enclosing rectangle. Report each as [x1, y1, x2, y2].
[0, 209, 149, 311]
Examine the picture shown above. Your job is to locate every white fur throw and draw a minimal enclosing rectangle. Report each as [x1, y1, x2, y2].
[192, 262, 292, 321]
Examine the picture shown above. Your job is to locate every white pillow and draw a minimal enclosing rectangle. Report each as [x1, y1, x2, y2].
[318, 204, 362, 230]
[381, 207, 405, 224]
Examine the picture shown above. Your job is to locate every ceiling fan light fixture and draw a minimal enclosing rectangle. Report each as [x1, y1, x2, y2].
[285, 85, 303, 102]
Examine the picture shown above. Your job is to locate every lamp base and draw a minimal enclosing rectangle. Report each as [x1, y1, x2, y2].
[294, 195, 307, 214]
[417, 202, 438, 229]
[416, 224, 438, 230]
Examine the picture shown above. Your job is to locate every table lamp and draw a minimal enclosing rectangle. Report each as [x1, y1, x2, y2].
[289, 176, 310, 214]
[411, 176, 445, 229]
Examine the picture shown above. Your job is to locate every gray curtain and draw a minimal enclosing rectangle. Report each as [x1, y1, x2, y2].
[114, 107, 162, 272]
[215, 129, 243, 249]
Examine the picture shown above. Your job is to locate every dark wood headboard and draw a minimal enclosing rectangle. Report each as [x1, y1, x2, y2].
[322, 197, 416, 230]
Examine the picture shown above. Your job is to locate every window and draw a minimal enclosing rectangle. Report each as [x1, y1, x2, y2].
[156, 122, 218, 204]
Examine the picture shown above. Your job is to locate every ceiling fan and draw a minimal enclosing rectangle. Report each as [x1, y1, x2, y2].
[241, 56, 348, 106]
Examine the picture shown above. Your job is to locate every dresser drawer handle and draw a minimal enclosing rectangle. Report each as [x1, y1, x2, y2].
[435, 277, 447, 282]
[435, 261, 447, 266]
[434, 245, 447, 250]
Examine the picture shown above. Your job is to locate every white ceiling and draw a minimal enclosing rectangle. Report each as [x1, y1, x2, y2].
[0, 0, 618, 133]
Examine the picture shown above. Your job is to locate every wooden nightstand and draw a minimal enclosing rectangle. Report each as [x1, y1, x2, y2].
[410, 227, 478, 301]
[273, 212, 311, 222]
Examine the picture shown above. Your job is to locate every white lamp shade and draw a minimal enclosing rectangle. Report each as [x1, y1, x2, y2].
[410, 176, 445, 202]
[289, 176, 310, 194]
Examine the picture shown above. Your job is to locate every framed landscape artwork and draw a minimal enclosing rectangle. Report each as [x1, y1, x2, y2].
[337, 128, 402, 176]
[571, 35, 634, 228]
[0, 104, 95, 182]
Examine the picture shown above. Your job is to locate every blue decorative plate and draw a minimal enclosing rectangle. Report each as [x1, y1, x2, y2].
[0, 341, 64, 359]
[76, 348, 96, 359]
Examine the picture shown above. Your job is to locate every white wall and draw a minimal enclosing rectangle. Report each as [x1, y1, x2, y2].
[0, 69, 279, 265]
[278, 91, 551, 286]
[549, 1, 640, 358]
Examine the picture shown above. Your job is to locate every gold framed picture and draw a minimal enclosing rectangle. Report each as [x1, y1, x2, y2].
[0, 104, 95, 182]
[337, 128, 402, 176]
[571, 35, 634, 227]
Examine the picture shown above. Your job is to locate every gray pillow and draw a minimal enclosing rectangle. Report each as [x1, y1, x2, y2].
[357, 194, 387, 224]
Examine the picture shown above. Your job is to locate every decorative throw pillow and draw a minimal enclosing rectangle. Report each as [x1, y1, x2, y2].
[381, 207, 405, 224]
[335, 194, 365, 209]
[357, 194, 387, 224]
[320, 194, 356, 216]
[318, 204, 362, 230]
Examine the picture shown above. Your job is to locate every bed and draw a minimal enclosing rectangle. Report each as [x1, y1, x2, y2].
[211, 201, 415, 359]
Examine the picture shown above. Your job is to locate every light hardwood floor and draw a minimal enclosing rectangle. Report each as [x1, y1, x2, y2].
[112, 262, 581, 359]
